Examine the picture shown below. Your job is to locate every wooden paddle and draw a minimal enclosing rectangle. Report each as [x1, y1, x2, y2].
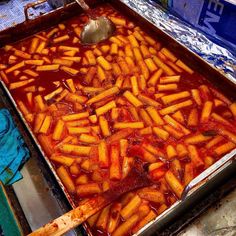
[28, 166, 151, 236]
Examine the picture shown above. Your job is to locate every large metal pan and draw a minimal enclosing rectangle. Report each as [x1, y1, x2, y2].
[0, 1, 235, 235]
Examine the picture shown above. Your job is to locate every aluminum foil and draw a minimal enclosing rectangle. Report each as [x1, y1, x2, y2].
[121, 0, 236, 81]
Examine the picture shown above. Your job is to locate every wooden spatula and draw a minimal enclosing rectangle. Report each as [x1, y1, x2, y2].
[28, 166, 151, 236]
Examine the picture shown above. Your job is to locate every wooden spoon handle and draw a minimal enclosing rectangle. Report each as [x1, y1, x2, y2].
[28, 196, 107, 236]
[28, 167, 150, 236]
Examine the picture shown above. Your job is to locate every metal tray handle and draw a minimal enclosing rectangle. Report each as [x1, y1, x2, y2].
[23, 0, 77, 21]
[24, 0, 51, 21]
[181, 148, 236, 200]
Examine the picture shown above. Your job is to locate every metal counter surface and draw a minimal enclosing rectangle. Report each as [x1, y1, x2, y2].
[178, 187, 236, 236]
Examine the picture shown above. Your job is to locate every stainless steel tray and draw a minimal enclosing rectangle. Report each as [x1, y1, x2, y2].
[0, 0, 236, 235]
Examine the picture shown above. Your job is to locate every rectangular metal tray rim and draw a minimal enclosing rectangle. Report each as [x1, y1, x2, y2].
[1, 1, 236, 235]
